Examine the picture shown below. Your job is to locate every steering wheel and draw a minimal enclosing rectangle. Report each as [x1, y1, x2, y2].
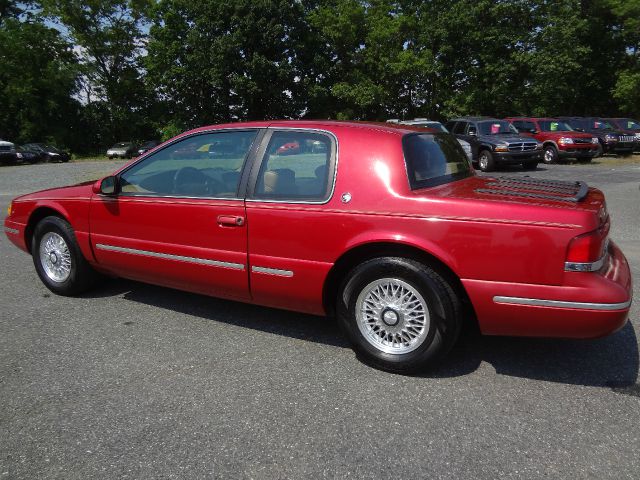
[173, 167, 226, 196]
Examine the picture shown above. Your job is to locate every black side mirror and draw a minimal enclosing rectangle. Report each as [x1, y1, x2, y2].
[99, 176, 119, 195]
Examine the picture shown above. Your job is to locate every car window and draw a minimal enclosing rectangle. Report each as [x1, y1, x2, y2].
[477, 120, 518, 135]
[466, 123, 477, 135]
[403, 133, 472, 189]
[253, 131, 334, 202]
[119, 130, 258, 198]
[452, 122, 467, 134]
[539, 120, 572, 132]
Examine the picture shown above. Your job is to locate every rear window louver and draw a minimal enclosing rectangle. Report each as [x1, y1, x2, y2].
[476, 176, 588, 202]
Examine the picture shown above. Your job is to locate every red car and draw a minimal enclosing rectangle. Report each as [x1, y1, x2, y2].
[506, 117, 599, 164]
[4, 121, 632, 373]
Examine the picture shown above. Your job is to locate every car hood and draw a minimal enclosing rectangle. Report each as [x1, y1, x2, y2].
[478, 134, 537, 144]
[12, 181, 95, 202]
[540, 131, 593, 139]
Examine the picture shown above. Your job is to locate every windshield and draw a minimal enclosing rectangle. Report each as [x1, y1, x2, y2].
[590, 119, 614, 130]
[477, 121, 518, 135]
[619, 119, 640, 130]
[539, 120, 573, 132]
[413, 122, 448, 133]
[43, 144, 59, 152]
[403, 133, 472, 189]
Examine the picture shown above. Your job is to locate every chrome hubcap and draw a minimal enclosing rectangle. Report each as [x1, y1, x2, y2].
[355, 278, 430, 354]
[479, 155, 488, 169]
[544, 149, 554, 163]
[39, 232, 71, 282]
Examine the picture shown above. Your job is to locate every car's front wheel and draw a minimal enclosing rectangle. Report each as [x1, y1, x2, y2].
[477, 150, 495, 172]
[32, 216, 102, 296]
[337, 257, 462, 373]
[543, 145, 557, 164]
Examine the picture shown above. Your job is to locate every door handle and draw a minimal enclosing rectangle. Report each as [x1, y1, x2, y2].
[217, 215, 245, 227]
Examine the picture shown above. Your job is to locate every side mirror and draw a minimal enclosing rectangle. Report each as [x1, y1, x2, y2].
[92, 176, 119, 195]
[468, 129, 477, 136]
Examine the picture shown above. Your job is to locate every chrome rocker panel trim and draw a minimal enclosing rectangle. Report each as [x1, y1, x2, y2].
[95, 244, 245, 270]
[493, 296, 632, 311]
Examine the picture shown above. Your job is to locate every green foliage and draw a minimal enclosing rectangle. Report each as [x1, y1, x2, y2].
[0, 16, 80, 146]
[1, 0, 640, 154]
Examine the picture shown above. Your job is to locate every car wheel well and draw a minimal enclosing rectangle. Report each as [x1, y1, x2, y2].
[323, 242, 476, 323]
[543, 142, 557, 149]
[24, 207, 66, 253]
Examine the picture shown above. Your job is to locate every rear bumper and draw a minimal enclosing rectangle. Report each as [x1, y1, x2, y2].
[463, 241, 632, 338]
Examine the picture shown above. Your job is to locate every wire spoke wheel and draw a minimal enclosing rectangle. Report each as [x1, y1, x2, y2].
[355, 278, 430, 354]
[39, 232, 72, 283]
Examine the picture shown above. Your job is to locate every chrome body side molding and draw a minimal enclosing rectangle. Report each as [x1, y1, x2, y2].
[493, 295, 632, 311]
[95, 243, 245, 270]
[251, 266, 294, 277]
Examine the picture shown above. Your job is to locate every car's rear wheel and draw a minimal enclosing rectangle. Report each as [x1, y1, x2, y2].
[478, 150, 495, 172]
[32, 216, 102, 296]
[543, 145, 557, 164]
[337, 257, 462, 373]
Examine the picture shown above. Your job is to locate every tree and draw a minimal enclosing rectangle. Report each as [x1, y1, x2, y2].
[42, 0, 156, 145]
[0, 14, 81, 146]
[146, 0, 311, 129]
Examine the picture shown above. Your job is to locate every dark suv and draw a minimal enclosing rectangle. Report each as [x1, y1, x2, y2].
[558, 117, 635, 157]
[445, 117, 543, 171]
[603, 118, 640, 152]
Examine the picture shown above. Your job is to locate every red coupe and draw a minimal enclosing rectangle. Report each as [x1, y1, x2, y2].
[4, 121, 633, 373]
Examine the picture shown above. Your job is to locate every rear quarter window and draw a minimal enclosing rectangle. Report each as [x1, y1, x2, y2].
[403, 133, 472, 189]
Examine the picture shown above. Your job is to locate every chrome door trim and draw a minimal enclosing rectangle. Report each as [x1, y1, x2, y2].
[493, 295, 632, 311]
[251, 266, 294, 277]
[95, 243, 245, 270]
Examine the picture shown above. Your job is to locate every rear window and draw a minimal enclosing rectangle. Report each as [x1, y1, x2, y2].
[403, 133, 472, 189]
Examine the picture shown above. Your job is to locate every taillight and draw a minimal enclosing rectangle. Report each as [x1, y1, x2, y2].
[565, 221, 609, 271]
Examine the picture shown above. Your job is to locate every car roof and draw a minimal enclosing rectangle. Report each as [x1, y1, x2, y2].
[181, 120, 431, 137]
[448, 116, 498, 122]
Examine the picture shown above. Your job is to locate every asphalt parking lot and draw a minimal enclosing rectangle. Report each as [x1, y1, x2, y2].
[1, 158, 639, 479]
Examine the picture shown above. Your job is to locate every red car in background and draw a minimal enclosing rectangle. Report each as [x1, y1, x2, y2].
[506, 117, 599, 164]
[4, 121, 632, 373]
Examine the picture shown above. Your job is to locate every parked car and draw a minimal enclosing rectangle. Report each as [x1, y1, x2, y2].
[603, 118, 640, 152]
[4, 121, 632, 373]
[16, 146, 41, 164]
[557, 117, 635, 157]
[391, 118, 473, 162]
[20, 143, 70, 163]
[506, 117, 599, 164]
[0, 139, 17, 165]
[445, 117, 543, 171]
[137, 140, 160, 156]
[106, 142, 138, 159]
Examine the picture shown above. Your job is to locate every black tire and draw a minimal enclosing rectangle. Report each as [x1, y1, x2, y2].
[522, 160, 538, 170]
[337, 257, 462, 374]
[594, 142, 604, 158]
[477, 150, 495, 172]
[32, 216, 102, 296]
[542, 145, 557, 164]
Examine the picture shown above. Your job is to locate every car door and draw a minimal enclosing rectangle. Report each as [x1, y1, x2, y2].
[89, 129, 263, 301]
[244, 128, 337, 315]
